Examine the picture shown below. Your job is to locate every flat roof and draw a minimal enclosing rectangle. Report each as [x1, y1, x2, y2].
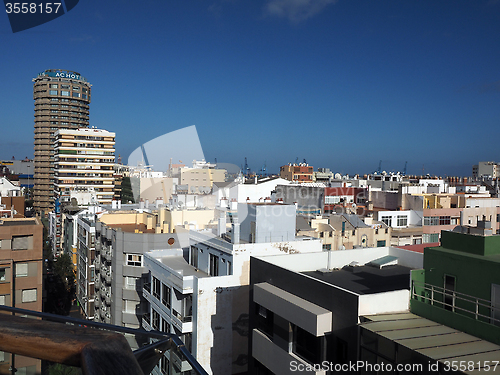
[159, 256, 209, 278]
[302, 264, 412, 295]
[360, 312, 500, 374]
[0, 219, 39, 226]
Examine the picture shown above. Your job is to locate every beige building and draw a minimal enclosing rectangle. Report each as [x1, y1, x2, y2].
[54, 127, 115, 205]
[0, 217, 43, 374]
[99, 207, 217, 235]
[33, 69, 91, 215]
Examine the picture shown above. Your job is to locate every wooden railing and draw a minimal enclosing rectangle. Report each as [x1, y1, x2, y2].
[0, 305, 208, 375]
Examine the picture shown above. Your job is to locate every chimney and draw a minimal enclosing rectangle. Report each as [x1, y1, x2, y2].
[218, 214, 227, 237]
[118, 200, 122, 209]
[112, 200, 117, 209]
[232, 223, 240, 244]
[145, 199, 149, 209]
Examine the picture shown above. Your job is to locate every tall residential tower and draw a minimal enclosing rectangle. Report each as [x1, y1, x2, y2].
[33, 69, 91, 215]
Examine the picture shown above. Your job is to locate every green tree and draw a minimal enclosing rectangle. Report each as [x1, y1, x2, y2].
[121, 176, 135, 203]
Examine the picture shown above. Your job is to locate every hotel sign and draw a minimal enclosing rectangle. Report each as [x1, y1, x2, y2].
[37, 70, 87, 82]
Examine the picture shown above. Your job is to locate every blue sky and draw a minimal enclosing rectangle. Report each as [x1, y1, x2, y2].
[1, 0, 500, 177]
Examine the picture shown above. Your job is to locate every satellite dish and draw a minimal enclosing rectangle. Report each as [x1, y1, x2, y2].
[335, 173, 342, 179]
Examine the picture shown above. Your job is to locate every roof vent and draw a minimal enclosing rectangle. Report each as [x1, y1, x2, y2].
[367, 255, 398, 269]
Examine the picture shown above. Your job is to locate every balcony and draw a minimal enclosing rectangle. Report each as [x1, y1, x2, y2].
[0, 305, 208, 375]
[105, 271, 112, 284]
[410, 278, 500, 345]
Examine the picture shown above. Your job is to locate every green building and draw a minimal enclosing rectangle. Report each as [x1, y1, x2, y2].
[410, 228, 500, 345]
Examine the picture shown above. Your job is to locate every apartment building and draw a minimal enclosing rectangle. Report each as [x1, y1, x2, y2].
[93, 212, 186, 329]
[33, 69, 91, 214]
[54, 127, 115, 206]
[279, 163, 314, 183]
[0, 217, 43, 374]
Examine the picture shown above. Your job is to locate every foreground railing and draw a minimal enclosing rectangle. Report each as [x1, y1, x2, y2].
[0, 305, 208, 375]
[411, 279, 500, 325]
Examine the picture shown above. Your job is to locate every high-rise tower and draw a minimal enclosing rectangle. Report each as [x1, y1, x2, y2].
[33, 69, 91, 214]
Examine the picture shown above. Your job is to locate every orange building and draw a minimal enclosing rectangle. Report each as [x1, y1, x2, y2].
[279, 163, 314, 182]
[0, 217, 43, 373]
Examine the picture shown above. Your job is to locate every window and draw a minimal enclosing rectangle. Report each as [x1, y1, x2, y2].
[190, 246, 198, 268]
[381, 216, 392, 226]
[161, 356, 170, 375]
[12, 235, 32, 250]
[397, 215, 408, 227]
[292, 324, 322, 364]
[73, 92, 80, 98]
[61, 84, 70, 89]
[22, 289, 37, 303]
[0, 295, 6, 305]
[123, 276, 136, 290]
[162, 283, 171, 308]
[124, 300, 137, 313]
[162, 317, 170, 333]
[325, 196, 340, 204]
[227, 261, 232, 275]
[424, 217, 439, 226]
[256, 304, 273, 337]
[0, 268, 5, 282]
[16, 263, 28, 277]
[126, 254, 142, 266]
[423, 233, 440, 243]
[50, 84, 58, 88]
[61, 90, 70, 96]
[153, 277, 160, 299]
[209, 254, 219, 276]
[376, 240, 386, 247]
[152, 309, 160, 330]
[49, 90, 58, 95]
[439, 216, 451, 225]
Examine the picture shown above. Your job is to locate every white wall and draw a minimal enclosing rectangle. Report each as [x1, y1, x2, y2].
[358, 289, 410, 316]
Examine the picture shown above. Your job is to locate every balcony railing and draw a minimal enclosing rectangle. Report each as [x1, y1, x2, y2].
[411, 279, 500, 325]
[0, 305, 208, 375]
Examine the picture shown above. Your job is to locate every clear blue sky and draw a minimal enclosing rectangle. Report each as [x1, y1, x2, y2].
[1, 0, 500, 177]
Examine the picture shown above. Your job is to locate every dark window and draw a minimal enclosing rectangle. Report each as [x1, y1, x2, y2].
[376, 240, 386, 247]
[255, 304, 273, 338]
[162, 283, 171, 309]
[153, 277, 160, 299]
[209, 254, 219, 276]
[292, 324, 323, 364]
[152, 309, 160, 330]
[444, 275, 456, 311]
[190, 246, 198, 268]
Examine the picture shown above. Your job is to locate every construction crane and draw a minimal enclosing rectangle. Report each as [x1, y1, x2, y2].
[243, 157, 251, 177]
[259, 161, 267, 177]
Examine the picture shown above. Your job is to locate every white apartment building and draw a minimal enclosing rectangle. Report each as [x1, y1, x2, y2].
[54, 127, 115, 205]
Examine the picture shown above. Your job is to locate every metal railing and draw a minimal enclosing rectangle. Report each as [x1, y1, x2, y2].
[0, 305, 208, 375]
[411, 279, 500, 325]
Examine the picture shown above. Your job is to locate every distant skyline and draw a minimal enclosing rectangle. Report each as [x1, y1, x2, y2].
[1, 0, 500, 177]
